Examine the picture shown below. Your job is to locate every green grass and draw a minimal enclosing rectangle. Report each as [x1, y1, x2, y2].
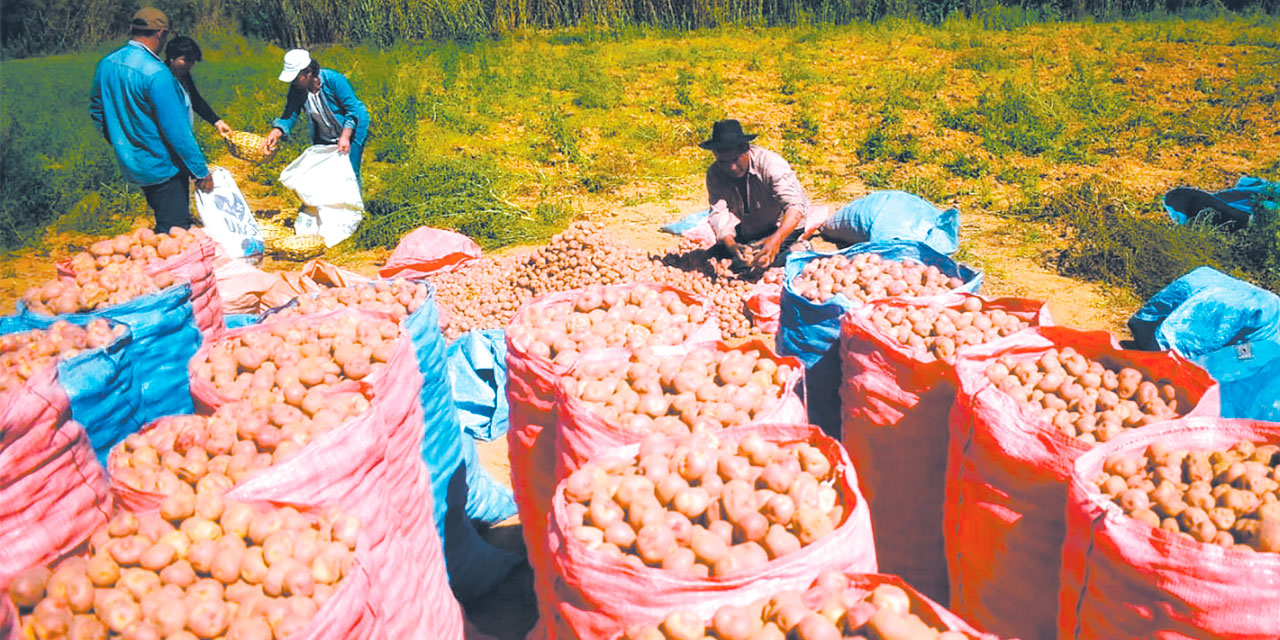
[3, 14, 1279, 300]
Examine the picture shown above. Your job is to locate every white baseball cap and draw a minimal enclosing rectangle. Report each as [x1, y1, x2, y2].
[278, 49, 311, 82]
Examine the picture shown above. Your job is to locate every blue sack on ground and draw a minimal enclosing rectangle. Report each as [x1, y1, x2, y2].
[1128, 266, 1280, 421]
[820, 191, 960, 255]
[445, 329, 518, 524]
[447, 329, 510, 442]
[778, 241, 982, 435]
[224, 313, 260, 330]
[1128, 266, 1280, 357]
[0, 315, 141, 463]
[18, 283, 200, 428]
[401, 288, 521, 601]
[1198, 339, 1280, 422]
[660, 208, 710, 236]
[1163, 176, 1279, 229]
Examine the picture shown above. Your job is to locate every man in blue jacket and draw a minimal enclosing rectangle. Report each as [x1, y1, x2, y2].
[262, 49, 370, 184]
[89, 7, 213, 233]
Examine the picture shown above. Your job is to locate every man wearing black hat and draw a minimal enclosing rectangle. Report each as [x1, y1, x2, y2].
[90, 7, 213, 233]
[701, 119, 809, 271]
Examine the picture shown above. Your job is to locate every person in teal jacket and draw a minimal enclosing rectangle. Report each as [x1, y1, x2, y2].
[89, 7, 212, 233]
[262, 49, 370, 183]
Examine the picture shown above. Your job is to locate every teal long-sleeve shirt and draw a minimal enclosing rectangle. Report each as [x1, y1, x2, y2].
[271, 69, 369, 146]
[89, 40, 209, 186]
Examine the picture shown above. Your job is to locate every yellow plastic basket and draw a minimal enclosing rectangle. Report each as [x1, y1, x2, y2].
[224, 131, 274, 164]
[258, 218, 291, 246]
[269, 234, 326, 261]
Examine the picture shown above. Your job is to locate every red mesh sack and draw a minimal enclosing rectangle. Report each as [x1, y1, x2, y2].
[839, 293, 1051, 603]
[378, 226, 482, 279]
[944, 326, 1220, 639]
[553, 339, 807, 481]
[1060, 417, 1280, 639]
[0, 367, 111, 591]
[145, 231, 225, 342]
[546, 424, 877, 640]
[116, 310, 465, 638]
[505, 283, 720, 634]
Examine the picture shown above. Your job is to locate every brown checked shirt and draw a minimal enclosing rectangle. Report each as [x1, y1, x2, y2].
[706, 145, 809, 243]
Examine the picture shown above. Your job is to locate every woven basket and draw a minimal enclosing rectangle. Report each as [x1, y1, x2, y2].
[270, 234, 326, 261]
[258, 219, 291, 246]
[225, 131, 274, 164]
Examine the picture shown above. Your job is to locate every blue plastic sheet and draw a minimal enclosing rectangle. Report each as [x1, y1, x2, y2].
[1128, 267, 1280, 421]
[1199, 339, 1280, 422]
[397, 289, 521, 601]
[1129, 267, 1279, 357]
[19, 283, 200, 428]
[224, 313, 260, 329]
[660, 208, 711, 236]
[778, 241, 982, 435]
[821, 191, 960, 255]
[1163, 176, 1279, 228]
[0, 315, 141, 463]
[446, 329, 510, 442]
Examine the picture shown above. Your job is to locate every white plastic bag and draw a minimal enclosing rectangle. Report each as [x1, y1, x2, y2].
[279, 145, 365, 247]
[193, 166, 264, 262]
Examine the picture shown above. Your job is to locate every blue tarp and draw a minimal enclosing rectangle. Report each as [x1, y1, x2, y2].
[19, 283, 200, 428]
[0, 315, 141, 463]
[778, 241, 982, 435]
[402, 292, 521, 600]
[1129, 267, 1280, 421]
[446, 329, 510, 442]
[224, 313, 260, 329]
[1163, 176, 1278, 229]
[821, 191, 960, 255]
[660, 208, 711, 236]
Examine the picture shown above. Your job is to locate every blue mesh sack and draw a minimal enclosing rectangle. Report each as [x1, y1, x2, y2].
[446, 329, 510, 442]
[1129, 267, 1279, 357]
[821, 191, 960, 255]
[0, 315, 141, 463]
[778, 241, 982, 435]
[402, 291, 521, 600]
[1129, 267, 1280, 421]
[18, 283, 200, 427]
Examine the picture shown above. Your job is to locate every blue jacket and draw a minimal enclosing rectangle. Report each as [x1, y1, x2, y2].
[89, 41, 209, 186]
[272, 69, 369, 146]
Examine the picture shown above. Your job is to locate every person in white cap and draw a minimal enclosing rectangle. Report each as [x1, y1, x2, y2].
[262, 49, 370, 183]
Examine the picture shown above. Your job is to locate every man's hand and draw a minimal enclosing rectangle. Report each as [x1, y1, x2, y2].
[262, 129, 283, 154]
[215, 120, 233, 137]
[337, 129, 353, 154]
[752, 236, 782, 269]
[722, 238, 750, 264]
[195, 174, 215, 193]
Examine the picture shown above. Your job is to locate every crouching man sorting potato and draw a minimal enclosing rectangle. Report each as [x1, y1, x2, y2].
[701, 119, 809, 272]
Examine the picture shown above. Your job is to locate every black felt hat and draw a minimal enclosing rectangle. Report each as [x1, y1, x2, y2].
[699, 119, 758, 151]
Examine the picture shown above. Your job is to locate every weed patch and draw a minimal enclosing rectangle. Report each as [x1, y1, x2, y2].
[358, 156, 570, 250]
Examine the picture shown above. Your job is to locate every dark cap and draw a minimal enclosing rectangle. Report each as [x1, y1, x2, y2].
[131, 7, 170, 31]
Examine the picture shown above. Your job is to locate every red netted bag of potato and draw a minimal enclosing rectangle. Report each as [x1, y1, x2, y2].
[838, 292, 1051, 603]
[618, 571, 1000, 640]
[505, 283, 721, 632]
[546, 423, 876, 640]
[944, 326, 1219, 639]
[553, 339, 807, 482]
[179, 309, 465, 637]
[0, 365, 112, 593]
[58, 227, 225, 342]
[1060, 417, 1280, 639]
